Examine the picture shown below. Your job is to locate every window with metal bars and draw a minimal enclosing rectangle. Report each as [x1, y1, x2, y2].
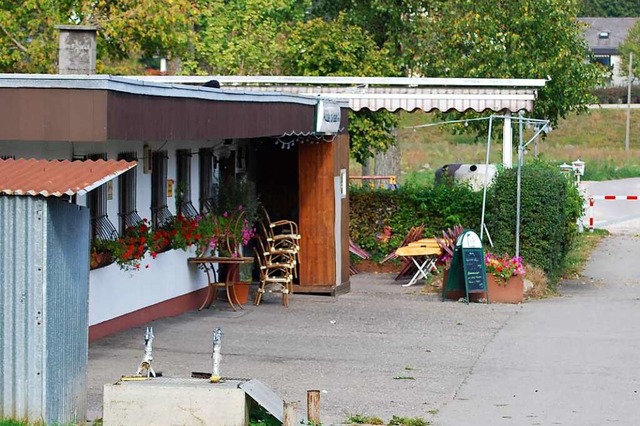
[87, 153, 118, 242]
[199, 148, 217, 214]
[151, 150, 173, 228]
[176, 149, 198, 218]
[118, 151, 142, 232]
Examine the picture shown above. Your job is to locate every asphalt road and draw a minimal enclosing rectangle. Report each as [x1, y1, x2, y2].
[581, 177, 640, 233]
[434, 233, 640, 425]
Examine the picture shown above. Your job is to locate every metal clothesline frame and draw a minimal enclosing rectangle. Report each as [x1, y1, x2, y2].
[408, 113, 550, 258]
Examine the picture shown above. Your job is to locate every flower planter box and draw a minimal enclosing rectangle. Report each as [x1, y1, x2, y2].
[232, 282, 252, 305]
[484, 273, 524, 304]
[90, 251, 115, 270]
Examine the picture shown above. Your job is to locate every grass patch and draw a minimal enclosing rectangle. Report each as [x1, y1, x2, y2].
[350, 109, 640, 183]
[388, 416, 430, 426]
[561, 229, 609, 282]
[0, 420, 94, 426]
[0, 421, 28, 426]
[248, 403, 280, 426]
[346, 415, 430, 426]
[347, 414, 385, 425]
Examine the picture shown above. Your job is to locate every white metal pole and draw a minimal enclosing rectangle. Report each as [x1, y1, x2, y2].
[515, 113, 524, 257]
[625, 52, 633, 152]
[503, 112, 513, 168]
[480, 116, 494, 241]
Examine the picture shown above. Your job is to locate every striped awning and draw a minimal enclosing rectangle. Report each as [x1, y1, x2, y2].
[0, 158, 136, 197]
[126, 75, 545, 113]
[219, 86, 537, 113]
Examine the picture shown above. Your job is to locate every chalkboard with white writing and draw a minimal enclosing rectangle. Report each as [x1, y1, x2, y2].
[462, 248, 486, 293]
[442, 230, 487, 303]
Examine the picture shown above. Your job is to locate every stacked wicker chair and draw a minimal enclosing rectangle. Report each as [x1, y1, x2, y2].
[253, 206, 301, 306]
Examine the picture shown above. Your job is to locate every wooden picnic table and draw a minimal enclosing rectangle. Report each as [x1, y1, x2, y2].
[394, 245, 441, 287]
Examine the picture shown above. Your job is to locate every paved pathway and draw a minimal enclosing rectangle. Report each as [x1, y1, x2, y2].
[434, 233, 640, 425]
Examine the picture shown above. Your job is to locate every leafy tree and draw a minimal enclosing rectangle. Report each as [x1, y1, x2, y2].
[0, 0, 70, 73]
[0, 0, 195, 74]
[81, 0, 195, 73]
[619, 20, 640, 80]
[182, 0, 310, 75]
[310, 0, 428, 75]
[579, 0, 640, 17]
[419, 0, 608, 131]
[281, 14, 399, 164]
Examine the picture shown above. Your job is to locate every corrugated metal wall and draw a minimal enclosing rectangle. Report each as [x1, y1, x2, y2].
[0, 196, 90, 424]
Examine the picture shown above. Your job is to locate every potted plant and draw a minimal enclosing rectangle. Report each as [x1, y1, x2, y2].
[484, 252, 526, 303]
[90, 239, 116, 270]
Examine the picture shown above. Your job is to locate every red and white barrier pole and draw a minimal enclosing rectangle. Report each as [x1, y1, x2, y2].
[588, 195, 640, 232]
[592, 195, 639, 201]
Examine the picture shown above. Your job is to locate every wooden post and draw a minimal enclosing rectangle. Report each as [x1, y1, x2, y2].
[307, 390, 321, 425]
[283, 401, 298, 426]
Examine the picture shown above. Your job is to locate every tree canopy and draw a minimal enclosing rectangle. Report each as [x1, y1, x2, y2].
[281, 13, 399, 164]
[182, 0, 309, 75]
[417, 0, 606, 129]
[579, 0, 640, 17]
[0, 0, 195, 74]
[619, 20, 640, 79]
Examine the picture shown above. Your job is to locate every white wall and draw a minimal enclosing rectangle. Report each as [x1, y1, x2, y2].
[88, 245, 208, 325]
[611, 55, 627, 87]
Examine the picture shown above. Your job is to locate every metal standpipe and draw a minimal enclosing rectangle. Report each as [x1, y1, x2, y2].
[211, 328, 223, 383]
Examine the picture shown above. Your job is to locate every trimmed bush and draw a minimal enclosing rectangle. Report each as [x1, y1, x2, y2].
[591, 85, 640, 104]
[488, 161, 583, 281]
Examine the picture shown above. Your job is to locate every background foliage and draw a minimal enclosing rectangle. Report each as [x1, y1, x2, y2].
[578, 0, 640, 17]
[420, 0, 607, 135]
[350, 160, 584, 283]
[349, 181, 484, 261]
[619, 20, 640, 80]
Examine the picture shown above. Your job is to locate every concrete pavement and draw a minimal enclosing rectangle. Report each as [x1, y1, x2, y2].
[87, 233, 640, 425]
[434, 233, 640, 425]
[88, 274, 522, 424]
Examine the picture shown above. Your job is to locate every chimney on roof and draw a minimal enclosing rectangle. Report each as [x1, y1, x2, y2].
[55, 25, 97, 74]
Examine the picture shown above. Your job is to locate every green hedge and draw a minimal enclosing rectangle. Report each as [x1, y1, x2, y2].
[349, 180, 484, 261]
[350, 161, 583, 280]
[488, 161, 583, 280]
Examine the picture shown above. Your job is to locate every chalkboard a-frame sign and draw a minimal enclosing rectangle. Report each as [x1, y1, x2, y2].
[442, 229, 489, 304]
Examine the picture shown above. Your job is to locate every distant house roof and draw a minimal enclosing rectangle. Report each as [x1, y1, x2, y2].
[0, 158, 136, 197]
[578, 17, 639, 55]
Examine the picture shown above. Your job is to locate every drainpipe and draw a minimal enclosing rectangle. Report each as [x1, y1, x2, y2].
[55, 25, 97, 74]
